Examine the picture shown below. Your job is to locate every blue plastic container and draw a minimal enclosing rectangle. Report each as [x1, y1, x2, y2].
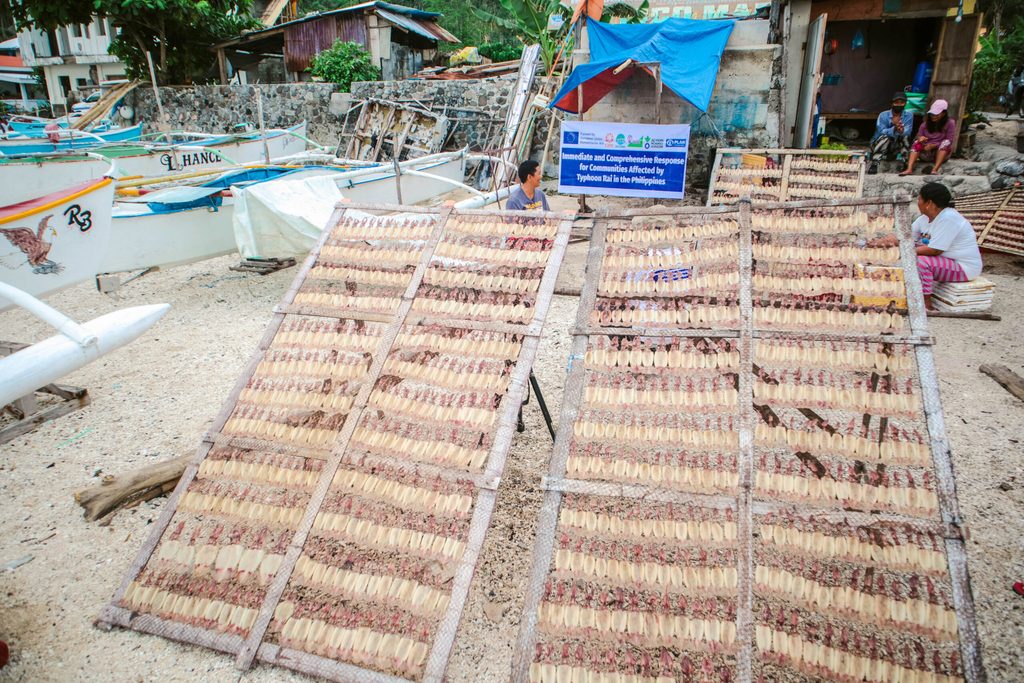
[911, 61, 933, 94]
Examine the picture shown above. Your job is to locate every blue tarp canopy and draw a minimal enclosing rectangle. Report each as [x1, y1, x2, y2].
[552, 18, 735, 114]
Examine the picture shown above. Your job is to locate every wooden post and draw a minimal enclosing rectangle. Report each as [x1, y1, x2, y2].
[653, 64, 663, 124]
[217, 49, 228, 85]
[256, 85, 270, 164]
[145, 51, 167, 131]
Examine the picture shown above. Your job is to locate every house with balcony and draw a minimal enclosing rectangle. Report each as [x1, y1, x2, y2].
[17, 16, 128, 115]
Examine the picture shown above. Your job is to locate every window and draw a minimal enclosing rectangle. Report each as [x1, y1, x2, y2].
[84, 23, 91, 39]
[98, 20, 107, 37]
[71, 24, 82, 38]
[59, 76, 71, 97]
[76, 78, 87, 89]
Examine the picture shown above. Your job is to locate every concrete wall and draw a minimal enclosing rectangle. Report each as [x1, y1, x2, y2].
[576, 44, 782, 184]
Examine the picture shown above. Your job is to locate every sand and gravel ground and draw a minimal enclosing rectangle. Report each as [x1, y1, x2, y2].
[1, 179, 1023, 682]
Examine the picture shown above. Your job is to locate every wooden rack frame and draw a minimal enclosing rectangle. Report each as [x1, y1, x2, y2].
[707, 147, 867, 206]
[512, 197, 984, 683]
[98, 202, 575, 683]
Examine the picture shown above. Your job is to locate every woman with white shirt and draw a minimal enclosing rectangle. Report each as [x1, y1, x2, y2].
[912, 182, 983, 311]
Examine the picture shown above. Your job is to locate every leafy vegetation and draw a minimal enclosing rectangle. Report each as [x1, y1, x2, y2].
[299, 0, 514, 48]
[2, 0, 259, 84]
[473, 0, 648, 70]
[967, 19, 1024, 112]
[479, 42, 524, 63]
[309, 40, 380, 90]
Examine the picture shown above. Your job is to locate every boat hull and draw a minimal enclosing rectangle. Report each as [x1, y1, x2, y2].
[0, 178, 114, 302]
[0, 123, 143, 155]
[234, 153, 467, 258]
[0, 123, 309, 206]
[102, 200, 238, 274]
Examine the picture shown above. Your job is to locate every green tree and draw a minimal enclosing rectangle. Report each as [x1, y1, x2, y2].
[2, 0, 259, 84]
[309, 40, 380, 90]
[978, 0, 1024, 36]
[473, 0, 649, 70]
[298, 0, 513, 49]
[968, 17, 1024, 111]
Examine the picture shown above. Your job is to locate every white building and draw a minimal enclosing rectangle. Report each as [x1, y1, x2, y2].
[17, 16, 127, 115]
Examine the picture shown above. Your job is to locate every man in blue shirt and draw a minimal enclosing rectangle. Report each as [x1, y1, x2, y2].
[506, 160, 550, 211]
[867, 92, 914, 174]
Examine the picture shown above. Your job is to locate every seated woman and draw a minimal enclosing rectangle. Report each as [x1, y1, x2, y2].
[912, 182, 982, 311]
[899, 99, 957, 176]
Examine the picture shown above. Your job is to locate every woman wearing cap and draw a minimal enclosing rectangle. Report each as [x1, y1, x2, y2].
[899, 99, 957, 176]
[913, 182, 983, 311]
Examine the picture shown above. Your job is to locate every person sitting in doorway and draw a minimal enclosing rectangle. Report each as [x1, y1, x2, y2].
[506, 159, 550, 211]
[912, 182, 982, 311]
[899, 99, 957, 176]
[867, 92, 913, 174]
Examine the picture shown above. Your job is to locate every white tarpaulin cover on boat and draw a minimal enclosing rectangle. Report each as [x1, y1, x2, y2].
[232, 174, 343, 259]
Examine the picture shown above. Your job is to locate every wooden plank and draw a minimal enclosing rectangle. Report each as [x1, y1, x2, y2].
[927, 311, 1000, 321]
[979, 364, 1024, 402]
[0, 390, 90, 445]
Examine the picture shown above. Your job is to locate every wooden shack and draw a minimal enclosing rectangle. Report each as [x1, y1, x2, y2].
[784, 0, 981, 150]
[213, 1, 458, 83]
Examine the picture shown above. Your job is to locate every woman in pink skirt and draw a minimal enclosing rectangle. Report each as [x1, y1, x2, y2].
[899, 99, 957, 176]
[912, 182, 983, 311]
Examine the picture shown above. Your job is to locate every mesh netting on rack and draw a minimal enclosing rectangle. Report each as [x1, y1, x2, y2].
[514, 198, 982, 683]
[100, 203, 574, 683]
[708, 149, 867, 207]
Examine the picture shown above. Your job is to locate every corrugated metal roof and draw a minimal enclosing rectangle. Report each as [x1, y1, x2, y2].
[375, 8, 458, 43]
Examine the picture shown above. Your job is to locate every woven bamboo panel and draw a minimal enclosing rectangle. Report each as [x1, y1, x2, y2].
[514, 200, 983, 683]
[103, 204, 573, 683]
[708, 149, 866, 206]
[955, 187, 1024, 257]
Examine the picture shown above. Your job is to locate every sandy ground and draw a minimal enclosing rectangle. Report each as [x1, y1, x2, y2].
[2, 187, 1024, 682]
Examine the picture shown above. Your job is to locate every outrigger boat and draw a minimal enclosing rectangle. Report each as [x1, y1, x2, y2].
[0, 122, 311, 206]
[0, 177, 114, 301]
[0, 123, 144, 155]
[0, 281, 169, 407]
[102, 163, 355, 278]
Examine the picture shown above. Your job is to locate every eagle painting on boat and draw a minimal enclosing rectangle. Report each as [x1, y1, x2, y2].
[0, 215, 62, 274]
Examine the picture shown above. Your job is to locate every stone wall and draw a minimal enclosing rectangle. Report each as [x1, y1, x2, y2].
[125, 83, 344, 146]
[125, 78, 516, 153]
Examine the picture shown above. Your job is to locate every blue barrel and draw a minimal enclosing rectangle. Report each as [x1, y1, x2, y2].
[911, 61, 933, 94]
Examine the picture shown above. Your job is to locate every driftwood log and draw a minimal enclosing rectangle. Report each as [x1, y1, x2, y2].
[74, 455, 189, 521]
[980, 364, 1024, 403]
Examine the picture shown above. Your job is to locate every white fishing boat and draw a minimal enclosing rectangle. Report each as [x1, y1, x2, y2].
[0, 123, 311, 206]
[0, 123, 144, 155]
[234, 150, 471, 258]
[102, 163, 351, 277]
[0, 281, 170, 407]
[0, 177, 114, 302]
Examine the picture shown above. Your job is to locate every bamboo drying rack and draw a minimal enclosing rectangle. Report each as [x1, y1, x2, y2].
[512, 196, 985, 683]
[956, 186, 1024, 257]
[707, 147, 867, 207]
[98, 202, 575, 683]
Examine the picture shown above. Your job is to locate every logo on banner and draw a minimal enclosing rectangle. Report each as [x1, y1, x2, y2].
[562, 131, 579, 145]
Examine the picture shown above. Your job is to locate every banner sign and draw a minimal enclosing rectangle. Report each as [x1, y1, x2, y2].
[558, 121, 690, 199]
